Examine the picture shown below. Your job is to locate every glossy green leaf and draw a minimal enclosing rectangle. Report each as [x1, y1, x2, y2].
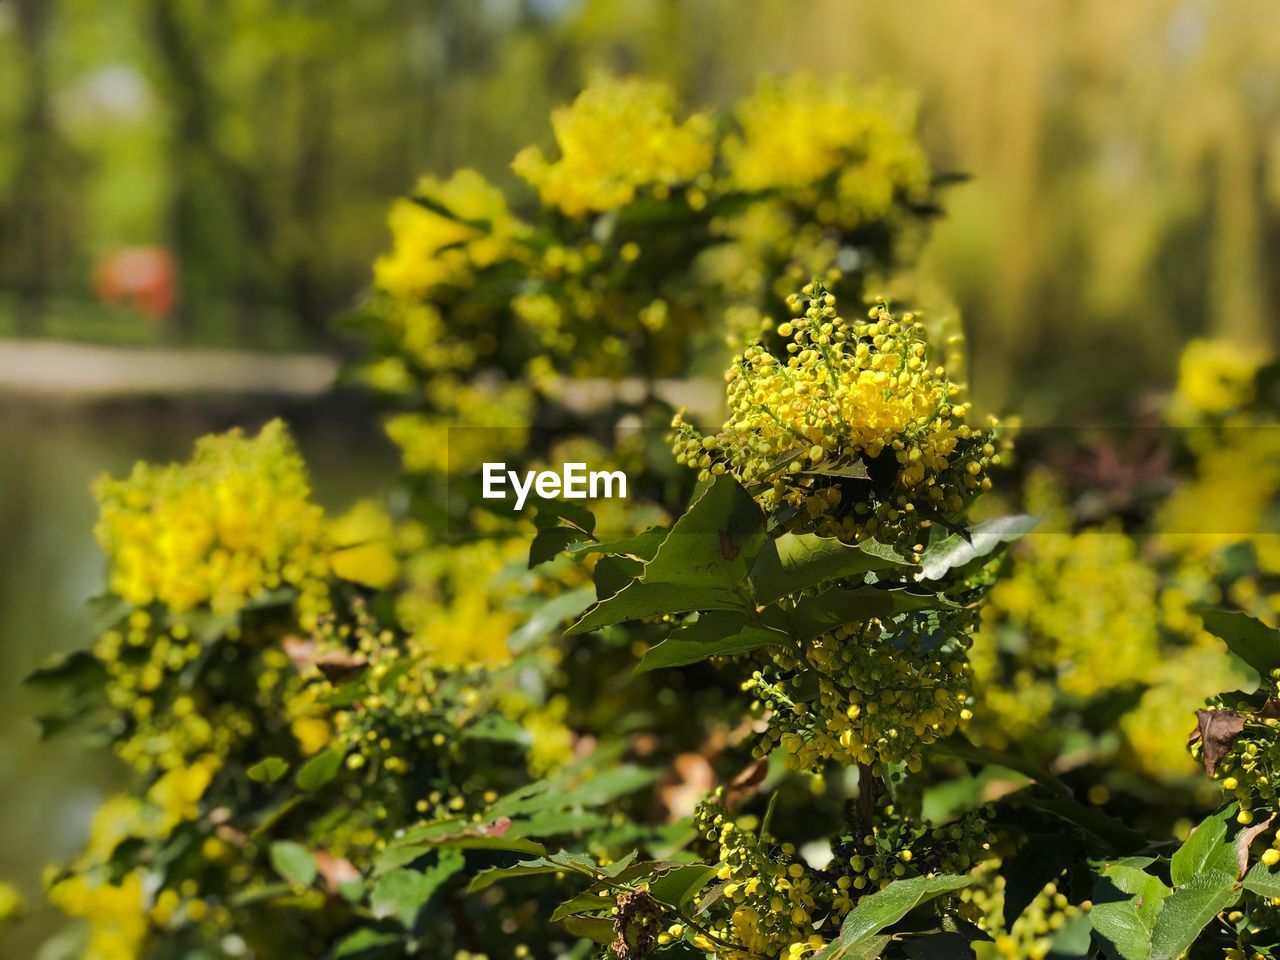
[1194, 606, 1280, 679]
[917, 514, 1038, 582]
[1149, 870, 1239, 960]
[370, 849, 464, 927]
[247, 757, 289, 783]
[749, 532, 911, 604]
[269, 841, 317, 888]
[637, 612, 789, 672]
[295, 747, 344, 791]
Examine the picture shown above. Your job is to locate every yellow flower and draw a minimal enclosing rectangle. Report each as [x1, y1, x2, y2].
[1172, 338, 1262, 417]
[0, 882, 22, 923]
[724, 74, 929, 227]
[513, 76, 713, 216]
[93, 420, 331, 627]
[374, 169, 526, 299]
[329, 499, 400, 589]
[49, 871, 148, 960]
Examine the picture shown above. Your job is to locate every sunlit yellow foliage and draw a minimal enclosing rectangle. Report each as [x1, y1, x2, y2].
[398, 538, 525, 668]
[93, 420, 330, 624]
[48, 871, 147, 960]
[374, 169, 527, 299]
[725, 73, 929, 228]
[329, 499, 400, 590]
[385, 379, 533, 475]
[513, 76, 713, 215]
[1172, 338, 1263, 418]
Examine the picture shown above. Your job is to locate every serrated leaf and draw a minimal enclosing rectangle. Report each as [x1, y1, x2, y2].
[567, 477, 763, 634]
[269, 841, 317, 887]
[917, 514, 1038, 582]
[637, 612, 789, 672]
[1242, 862, 1280, 898]
[295, 747, 344, 791]
[749, 533, 911, 604]
[370, 850, 464, 927]
[569, 527, 667, 560]
[1148, 870, 1239, 960]
[247, 757, 289, 783]
[529, 526, 583, 568]
[466, 851, 599, 893]
[834, 874, 970, 948]
[1090, 859, 1169, 960]
[1194, 607, 1280, 680]
[648, 864, 720, 908]
[550, 892, 615, 922]
[784, 586, 955, 643]
[1170, 808, 1235, 885]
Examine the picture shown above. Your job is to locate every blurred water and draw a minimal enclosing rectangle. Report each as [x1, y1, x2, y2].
[0, 396, 395, 956]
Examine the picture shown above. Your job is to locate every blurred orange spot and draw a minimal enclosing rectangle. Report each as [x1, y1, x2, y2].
[94, 247, 177, 320]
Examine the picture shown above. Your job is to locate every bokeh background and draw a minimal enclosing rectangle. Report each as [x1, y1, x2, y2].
[2, 0, 1278, 954]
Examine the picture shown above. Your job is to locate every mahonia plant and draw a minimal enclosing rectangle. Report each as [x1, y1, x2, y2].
[21, 71, 1280, 960]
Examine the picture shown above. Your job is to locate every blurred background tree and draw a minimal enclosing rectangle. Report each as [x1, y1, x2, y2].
[1, 0, 1276, 411]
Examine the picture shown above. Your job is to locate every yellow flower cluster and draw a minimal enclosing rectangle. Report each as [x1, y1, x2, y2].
[513, 76, 713, 216]
[749, 611, 974, 774]
[48, 871, 147, 960]
[685, 803, 852, 958]
[969, 528, 1159, 728]
[374, 169, 527, 300]
[1172, 338, 1264, 419]
[93, 420, 331, 627]
[397, 538, 526, 669]
[724, 74, 930, 228]
[673, 284, 998, 552]
[384, 379, 533, 475]
[961, 863, 1087, 960]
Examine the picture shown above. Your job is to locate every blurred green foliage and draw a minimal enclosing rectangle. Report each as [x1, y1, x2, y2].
[2, 0, 1278, 416]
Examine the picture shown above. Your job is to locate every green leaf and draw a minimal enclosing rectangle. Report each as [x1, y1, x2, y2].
[532, 497, 596, 535]
[1090, 858, 1169, 960]
[1026, 796, 1146, 853]
[247, 757, 289, 784]
[466, 851, 599, 893]
[917, 514, 1038, 582]
[648, 864, 720, 908]
[568, 580, 752, 633]
[550, 892, 615, 922]
[637, 612, 789, 672]
[784, 587, 955, 643]
[932, 735, 1069, 796]
[640, 476, 765, 590]
[569, 527, 667, 560]
[529, 525, 583, 568]
[295, 747, 344, 791]
[269, 841, 317, 888]
[832, 874, 970, 950]
[902, 933, 976, 959]
[558, 914, 615, 944]
[749, 533, 911, 604]
[333, 927, 400, 957]
[23, 650, 107, 691]
[1170, 808, 1235, 885]
[1148, 870, 1239, 960]
[567, 477, 763, 635]
[1194, 606, 1280, 679]
[507, 588, 596, 653]
[370, 850, 464, 927]
[1242, 862, 1280, 898]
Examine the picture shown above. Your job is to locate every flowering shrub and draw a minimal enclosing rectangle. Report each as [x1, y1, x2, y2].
[18, 75, 1280, 960]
